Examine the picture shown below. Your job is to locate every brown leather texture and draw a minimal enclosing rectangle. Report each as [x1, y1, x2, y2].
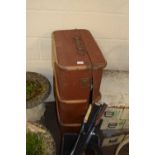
[54, 64, 92, 101]
[53, 76, 101, 133]
[53, 77, 83, 133]
[56, 91, 87, 133]
[52, 29, 107, 133]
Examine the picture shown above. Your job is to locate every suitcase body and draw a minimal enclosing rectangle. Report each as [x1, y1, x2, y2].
[54, 75, 101, 133]
[52, 29, 107, 133]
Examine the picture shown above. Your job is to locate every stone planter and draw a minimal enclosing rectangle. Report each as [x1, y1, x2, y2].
[26, 122, 56, 155]
[26, 72, 51, 122]
[26, 103, 46, 122]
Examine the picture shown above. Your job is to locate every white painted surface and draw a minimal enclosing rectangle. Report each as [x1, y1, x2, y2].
[27, 11, 128, 39]
[27, 0, 129, 14]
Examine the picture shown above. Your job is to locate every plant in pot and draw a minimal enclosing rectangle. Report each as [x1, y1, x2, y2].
[26, 132, 45, 155]
[26, 122, 56, 155]
[26, 72, 51, 122]
[26, 79, 42, 101]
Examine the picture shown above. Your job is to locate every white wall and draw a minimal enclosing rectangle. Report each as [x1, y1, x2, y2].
[26, 0, 129, 101]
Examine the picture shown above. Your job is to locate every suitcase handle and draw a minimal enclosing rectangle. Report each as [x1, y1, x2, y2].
[73, 36, 86, 55]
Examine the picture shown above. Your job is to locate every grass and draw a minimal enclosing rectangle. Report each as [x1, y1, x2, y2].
[26, 132, 45, 155]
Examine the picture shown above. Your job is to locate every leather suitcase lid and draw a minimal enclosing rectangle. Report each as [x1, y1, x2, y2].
[79, 29, 107, 69]
[53, 29, 107, 70]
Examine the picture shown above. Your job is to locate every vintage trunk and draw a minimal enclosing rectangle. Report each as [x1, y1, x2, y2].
[52, 29, 107, 133]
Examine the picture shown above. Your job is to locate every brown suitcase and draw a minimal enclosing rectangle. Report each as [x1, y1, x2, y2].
[52, 29, 107, 133]
[53, 75, 101, 133]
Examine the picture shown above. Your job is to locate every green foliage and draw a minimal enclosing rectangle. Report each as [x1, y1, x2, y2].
[26, 132, 45, 155]
[26, 80, 42, 100]
[26, 83, 34, 98]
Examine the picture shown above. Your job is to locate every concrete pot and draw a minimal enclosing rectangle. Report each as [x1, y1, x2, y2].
[26, 122, 56, 155]
[26, 72, 51, 122]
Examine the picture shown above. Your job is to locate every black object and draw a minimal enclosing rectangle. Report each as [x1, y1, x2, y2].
[61, 133, 101, 155]
[69, 103, 107, 155]
[70, 104, 100, 155]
